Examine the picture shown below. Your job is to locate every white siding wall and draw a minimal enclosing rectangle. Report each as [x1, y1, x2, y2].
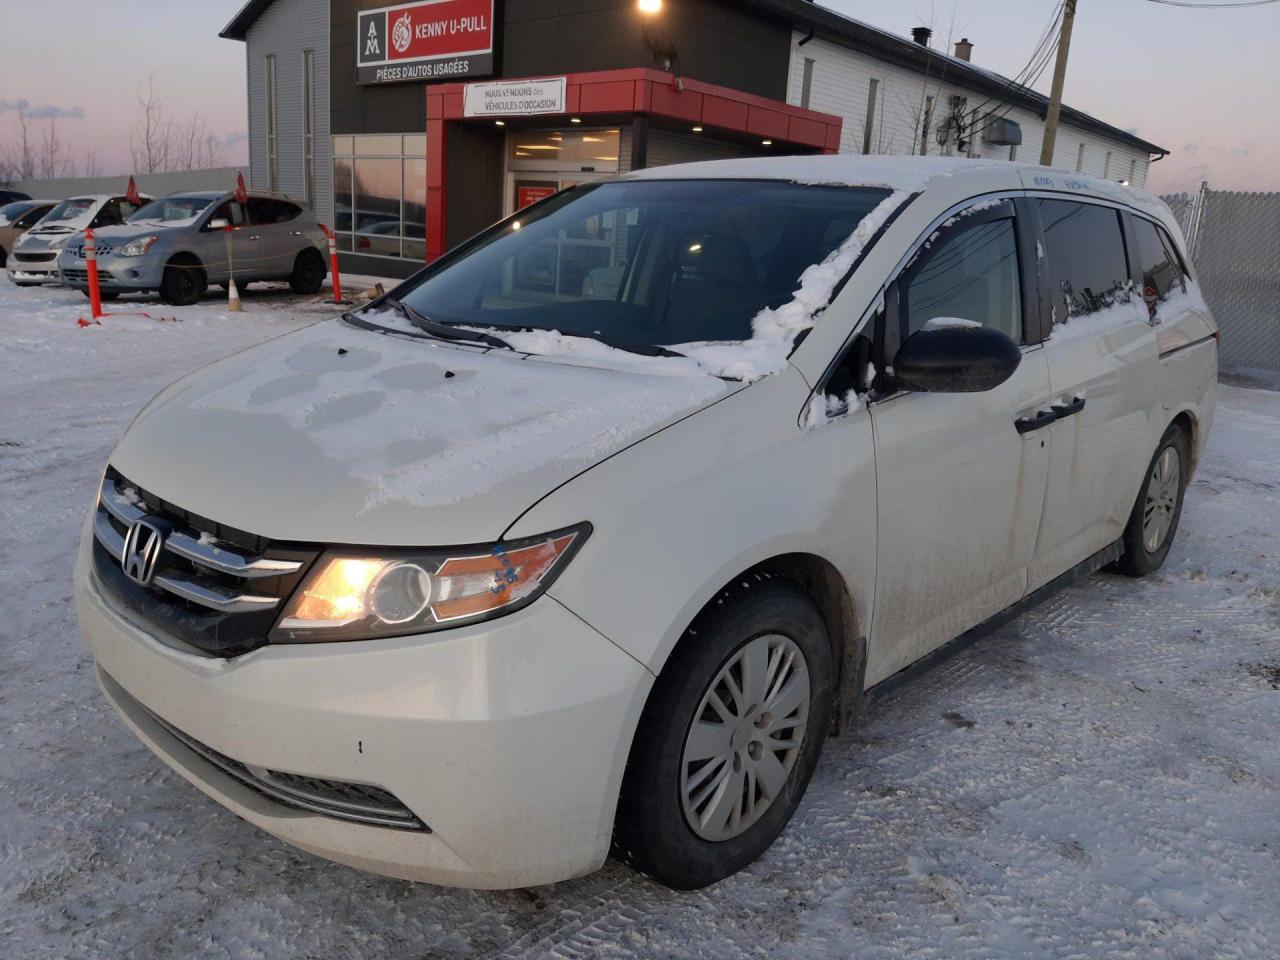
[245, 0, 332, 224]
[786, 33, 1150, 187]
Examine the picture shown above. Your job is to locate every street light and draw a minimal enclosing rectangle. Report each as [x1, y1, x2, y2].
[638, 0, 662, 13]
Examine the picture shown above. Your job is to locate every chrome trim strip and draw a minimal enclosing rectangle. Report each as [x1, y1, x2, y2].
[152, 573, 281, 613]
[98, 483, 146, 525]
[94, 508, 126, 558]
[164, 531, 302, 578]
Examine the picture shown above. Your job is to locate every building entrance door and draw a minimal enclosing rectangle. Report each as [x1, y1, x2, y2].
[503, 127, 621, 216]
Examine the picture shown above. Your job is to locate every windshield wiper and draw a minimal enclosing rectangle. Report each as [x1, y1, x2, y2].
[513, 325, 690, 360]
[381, 298, 514, 351]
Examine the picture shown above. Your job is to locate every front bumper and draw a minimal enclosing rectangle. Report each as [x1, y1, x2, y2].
[74, 525, 653, 889]
[60, 253, 165, 290]
[7, 259, 60, 283]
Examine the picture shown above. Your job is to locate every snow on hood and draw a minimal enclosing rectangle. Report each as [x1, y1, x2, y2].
[109, 319, 731, 546]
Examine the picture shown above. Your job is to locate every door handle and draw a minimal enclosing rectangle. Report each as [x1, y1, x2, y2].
[1051, 395, 1086, 419]
[1015, 409, 1055, 435]
[289, 230, 303, 236]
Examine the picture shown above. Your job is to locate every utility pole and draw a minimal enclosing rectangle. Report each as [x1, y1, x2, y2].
[1039, 0, 1078, 167]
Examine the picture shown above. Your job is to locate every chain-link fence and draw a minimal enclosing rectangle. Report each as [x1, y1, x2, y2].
[1161, 185, 1280, 374]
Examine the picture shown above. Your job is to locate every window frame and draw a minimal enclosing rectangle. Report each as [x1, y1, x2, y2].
[302, 49, 315, 207]
[331, 133, 428, 261]
[1029, 194, 1134, 332]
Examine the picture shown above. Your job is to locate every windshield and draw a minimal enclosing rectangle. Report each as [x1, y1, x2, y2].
[42, 198, 95, 223]
[387, 179, 893, 372]
[128, 196, 214, 223]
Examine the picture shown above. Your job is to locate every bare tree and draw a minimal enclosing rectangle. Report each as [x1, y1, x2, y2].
[37, 117, 70, 178]
[5, 107, 37, 180]
[81, 145, 100, 177]
[130, 73, 174, 173]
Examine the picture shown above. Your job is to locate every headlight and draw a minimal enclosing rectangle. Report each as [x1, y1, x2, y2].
[270, 524, 590, 642]
[120, 236, 159, 257]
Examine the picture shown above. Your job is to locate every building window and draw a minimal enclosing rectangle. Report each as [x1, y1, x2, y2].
[1128, 157, 1137, 184]
[800, 57, 816, 110]
[862, 78, 879, 155]
[1103, 150, 1113, 179]
[331, 134, 428, 260]
[302, 50, 315, 207]
[1009, 143, 1018, 161]
[265, 55, 278, 191]
[1075, 142, 1085, 173]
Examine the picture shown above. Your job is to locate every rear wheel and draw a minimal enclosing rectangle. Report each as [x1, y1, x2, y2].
[288, 249, 326, 295]
[613, 576, 833, 889]
[160, 259, 204, 306]
[1117, 424, 1190, 576]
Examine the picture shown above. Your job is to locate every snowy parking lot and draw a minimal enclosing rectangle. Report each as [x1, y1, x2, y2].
[2, 277, 1279, 959]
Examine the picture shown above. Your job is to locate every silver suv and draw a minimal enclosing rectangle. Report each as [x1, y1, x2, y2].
[59, 191, 328, 306]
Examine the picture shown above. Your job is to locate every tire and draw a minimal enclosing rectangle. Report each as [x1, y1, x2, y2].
[613, 575, 834, 889]
[1116, 423, 1190, 577]
[160, 260, 204, 306]
[288, 249, 326, 295]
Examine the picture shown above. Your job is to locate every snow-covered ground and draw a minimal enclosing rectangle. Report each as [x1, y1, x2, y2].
[2, 277, 1278, 959]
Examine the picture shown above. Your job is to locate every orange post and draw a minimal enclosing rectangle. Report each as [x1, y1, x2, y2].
[321, 225, 342, 303]
[84, 227, 103, 319]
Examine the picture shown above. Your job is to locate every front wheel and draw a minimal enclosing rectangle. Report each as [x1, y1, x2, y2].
[1117, 424, 1190, 577]
[160, 261, 204, 306]
[613, 576, 834, 889]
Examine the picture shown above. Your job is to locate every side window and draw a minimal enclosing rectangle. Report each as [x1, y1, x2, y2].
[208, 201, 248, 228]
[18, 205, 51, 228]
[900, 213, 1023, 343]
[1132, 217, 1187, 321]
[249, 198, 300, 224]
[94, 199, 122, 227]
[1035, 199, 1131, 323]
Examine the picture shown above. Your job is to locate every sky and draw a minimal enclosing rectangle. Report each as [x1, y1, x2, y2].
[0, 0, 1275, 194]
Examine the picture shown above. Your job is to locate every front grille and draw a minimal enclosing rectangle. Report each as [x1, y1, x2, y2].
[66, 243, 114, 258]
[92, 468, 318, 657]
[114, 678, 427, 831]
[15, 251, 56, 263]
[62, 268, 90, 284]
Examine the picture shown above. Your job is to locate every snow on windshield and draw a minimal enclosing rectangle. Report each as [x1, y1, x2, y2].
[674, 189, 909, 381]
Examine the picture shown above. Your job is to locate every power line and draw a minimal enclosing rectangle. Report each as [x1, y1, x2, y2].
[1144, 0, 1279, 7]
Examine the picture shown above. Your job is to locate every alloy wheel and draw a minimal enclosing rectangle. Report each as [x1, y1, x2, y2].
[1143, 446, 1181, 553]
[680, 633, 810, 842]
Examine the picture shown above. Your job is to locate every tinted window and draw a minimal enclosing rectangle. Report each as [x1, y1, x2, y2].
[0, 201, 36, 225]
[250, 198, 301, 224]
[400, 180, 892, 348]
[129, 196, 212, 223]
[1036, 199, 1130, 322]
[94, 199, 123, 227]
[901, 215, 1022, 342]
[17, 204, 53, 227]
[208, 201, 248, 227]
[1132, 218, 1187, 320]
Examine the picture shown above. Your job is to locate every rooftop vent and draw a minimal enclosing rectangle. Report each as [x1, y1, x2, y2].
[954, 37, 973, 62]
[911, 26, 932, 47]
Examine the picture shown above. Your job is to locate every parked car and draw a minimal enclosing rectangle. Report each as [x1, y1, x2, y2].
[59, 191, 329, 305]
[75, 157, 1217, 891]
[0, 188, 31, 205]
[0, 199, 56, 269]
[7, 193, 150, 287]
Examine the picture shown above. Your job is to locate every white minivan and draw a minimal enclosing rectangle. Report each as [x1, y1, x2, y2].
[74, 157, 1217, 890]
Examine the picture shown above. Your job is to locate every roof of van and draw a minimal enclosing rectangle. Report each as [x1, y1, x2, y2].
[617, 155, 1170, 216]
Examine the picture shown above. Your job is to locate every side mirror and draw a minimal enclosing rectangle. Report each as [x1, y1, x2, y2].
[891, 322, 1021, 393]
[208, 218, 230, 230]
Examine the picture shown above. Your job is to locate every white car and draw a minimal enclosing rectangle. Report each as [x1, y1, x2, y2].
[74, 157, 1217, 890]
[7, 193, 149, 286]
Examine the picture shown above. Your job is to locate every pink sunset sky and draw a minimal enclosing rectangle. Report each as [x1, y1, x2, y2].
[1, 0, 1275, 194]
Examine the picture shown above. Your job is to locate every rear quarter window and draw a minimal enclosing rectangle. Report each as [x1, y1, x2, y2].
[1132, 217, 1188, 320]
[1035, 199, 1131, 323]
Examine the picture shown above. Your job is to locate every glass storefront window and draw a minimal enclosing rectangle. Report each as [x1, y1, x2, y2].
[332, 133, 429, 260]
[509, 129, 620, 168]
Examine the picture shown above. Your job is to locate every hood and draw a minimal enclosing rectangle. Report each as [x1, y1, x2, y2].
[109, 320, 732, 546]
[93, 221, 189, 241]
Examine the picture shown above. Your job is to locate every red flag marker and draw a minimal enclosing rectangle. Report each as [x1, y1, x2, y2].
[125, 175, 141, 206]
[234, 171, 248, 204]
